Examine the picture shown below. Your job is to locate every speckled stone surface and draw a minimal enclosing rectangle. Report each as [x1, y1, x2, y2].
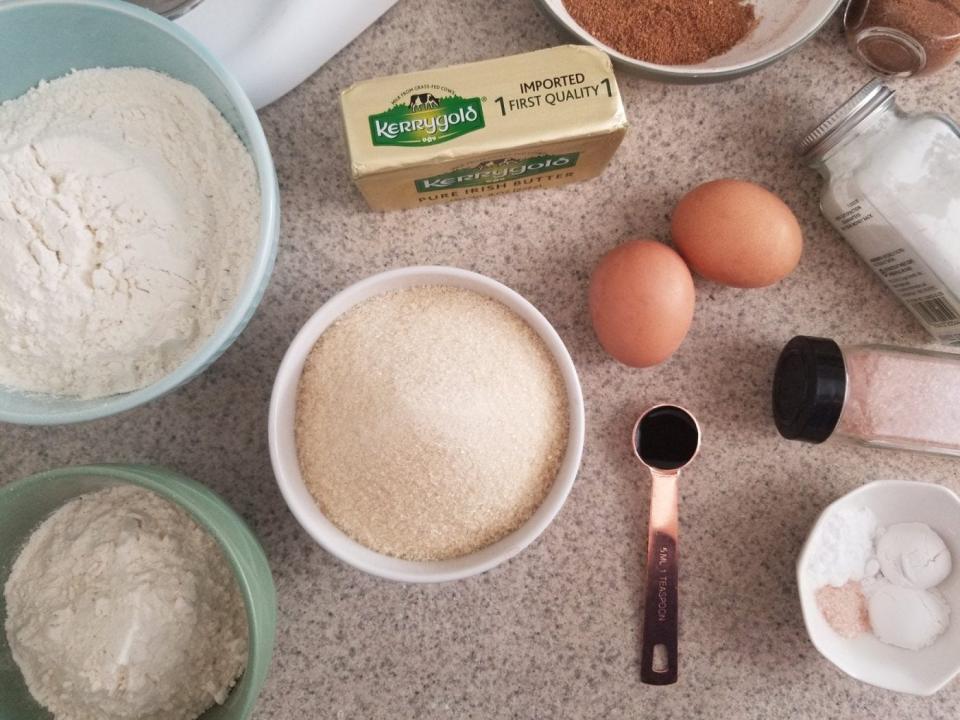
[4, 2, 960, 717]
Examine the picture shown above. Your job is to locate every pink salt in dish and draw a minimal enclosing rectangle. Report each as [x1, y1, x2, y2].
[816, 582, 871, 638]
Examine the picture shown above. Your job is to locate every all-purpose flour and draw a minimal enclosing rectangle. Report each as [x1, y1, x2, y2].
[3, 485, 248, 720]
[0, 68, 259, 398]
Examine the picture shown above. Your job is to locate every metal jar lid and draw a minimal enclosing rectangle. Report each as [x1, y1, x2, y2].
[797, 79, 895, 161]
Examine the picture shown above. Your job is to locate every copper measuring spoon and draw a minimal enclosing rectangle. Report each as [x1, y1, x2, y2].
[632, 403, 701, 685]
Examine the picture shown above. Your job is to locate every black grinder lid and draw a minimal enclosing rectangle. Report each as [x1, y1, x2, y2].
[772, 336, 847, 443]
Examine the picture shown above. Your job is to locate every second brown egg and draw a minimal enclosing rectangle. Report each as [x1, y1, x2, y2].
[589, 239, 695, 368]
[671, 179, 803, 288]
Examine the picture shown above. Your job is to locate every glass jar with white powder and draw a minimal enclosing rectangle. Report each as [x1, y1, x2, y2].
[800, 80, 960, 345]
[773, 335, 960, 458]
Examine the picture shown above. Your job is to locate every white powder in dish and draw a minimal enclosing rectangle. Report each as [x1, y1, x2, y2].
[3, 485, 248, 720]
[876, 522, 952, 589]
[865, 581, 950, 651]
[812, 508, 954, 650]
[0, 67, 259, 399]
[806, 506, 878, 588]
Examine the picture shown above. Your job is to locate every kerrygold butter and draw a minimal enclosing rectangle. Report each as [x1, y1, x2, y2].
[340, 45, 628, 211]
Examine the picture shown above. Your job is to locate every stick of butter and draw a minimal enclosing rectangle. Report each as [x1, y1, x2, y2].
[340, 45, 628, 211]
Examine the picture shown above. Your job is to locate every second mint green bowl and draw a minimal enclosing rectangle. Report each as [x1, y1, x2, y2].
[0, 465, 277, 720]
[0, 0, 280, 425]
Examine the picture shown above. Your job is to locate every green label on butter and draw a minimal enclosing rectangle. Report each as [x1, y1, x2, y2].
[415, 153, 580, 192]
[369, 92, 485, 147]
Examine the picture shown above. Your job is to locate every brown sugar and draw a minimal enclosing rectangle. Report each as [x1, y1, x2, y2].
[563, 0, 757, 65]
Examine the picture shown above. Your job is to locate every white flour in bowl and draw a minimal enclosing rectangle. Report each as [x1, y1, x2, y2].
[0, 67, 259, 398]
[3, 485, 248, 720]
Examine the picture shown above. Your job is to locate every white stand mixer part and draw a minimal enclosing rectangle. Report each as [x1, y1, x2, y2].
[177, 0, 400, 109]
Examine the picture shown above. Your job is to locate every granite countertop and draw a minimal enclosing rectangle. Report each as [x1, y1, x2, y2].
[4, 1, 960, 718]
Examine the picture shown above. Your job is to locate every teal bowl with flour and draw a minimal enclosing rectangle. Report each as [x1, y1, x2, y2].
[0, 0, 279, 425]
[0, 464, 277, 720]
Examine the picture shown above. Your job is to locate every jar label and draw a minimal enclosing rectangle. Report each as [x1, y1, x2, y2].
[826, 194, 960, 345]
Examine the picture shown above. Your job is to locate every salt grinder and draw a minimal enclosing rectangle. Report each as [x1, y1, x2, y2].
[632, 404, 701, 685]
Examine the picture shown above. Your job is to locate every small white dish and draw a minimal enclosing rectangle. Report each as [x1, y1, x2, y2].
[268, 266, 585, 583]
[535, 0, 843, 83]
[797, 480, 960, 695]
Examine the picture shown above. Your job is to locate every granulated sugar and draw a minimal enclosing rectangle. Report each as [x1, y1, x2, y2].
[295, 285, 569, 561]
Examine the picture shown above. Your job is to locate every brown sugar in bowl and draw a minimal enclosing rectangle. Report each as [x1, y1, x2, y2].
[535, 0, 844, 82]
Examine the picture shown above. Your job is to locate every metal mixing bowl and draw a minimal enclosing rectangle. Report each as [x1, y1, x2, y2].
[126, 0, 204, 19]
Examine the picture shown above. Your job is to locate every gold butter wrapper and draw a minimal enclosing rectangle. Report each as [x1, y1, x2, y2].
[340, 45, 628, 211]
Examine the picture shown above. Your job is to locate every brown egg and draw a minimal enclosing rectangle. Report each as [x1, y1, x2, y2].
[671, 179, 803, 288]
[589, 239, 695, 368]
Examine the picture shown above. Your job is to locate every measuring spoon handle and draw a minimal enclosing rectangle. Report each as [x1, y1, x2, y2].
[640, 471, 679, 685]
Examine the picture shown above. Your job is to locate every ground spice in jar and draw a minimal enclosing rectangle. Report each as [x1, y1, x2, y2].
[563, 0, 757, 65]
[295, 286, 569, 561]
[837, 347, 960, 456]
[774, 338, 960, 458]
[845, 0, 960, 76]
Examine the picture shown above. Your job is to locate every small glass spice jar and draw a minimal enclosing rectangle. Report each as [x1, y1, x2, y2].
[773, 336, 960, 457]
[799, 80, 960, 345]
[844, 0, 960, 77]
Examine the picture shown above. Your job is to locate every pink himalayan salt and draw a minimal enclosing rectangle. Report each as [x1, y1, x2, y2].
[837, 347, 960, 454]
[816, 581, 871, 638]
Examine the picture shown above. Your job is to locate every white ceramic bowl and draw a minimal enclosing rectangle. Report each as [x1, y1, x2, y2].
[535, 0, 843, 82]
[798, 481, 960, 695]
[268, 266, 585, 583]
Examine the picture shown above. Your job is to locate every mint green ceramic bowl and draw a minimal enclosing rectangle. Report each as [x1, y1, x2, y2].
[0, 0, 280, 425]
[0, 465, 277, 720]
